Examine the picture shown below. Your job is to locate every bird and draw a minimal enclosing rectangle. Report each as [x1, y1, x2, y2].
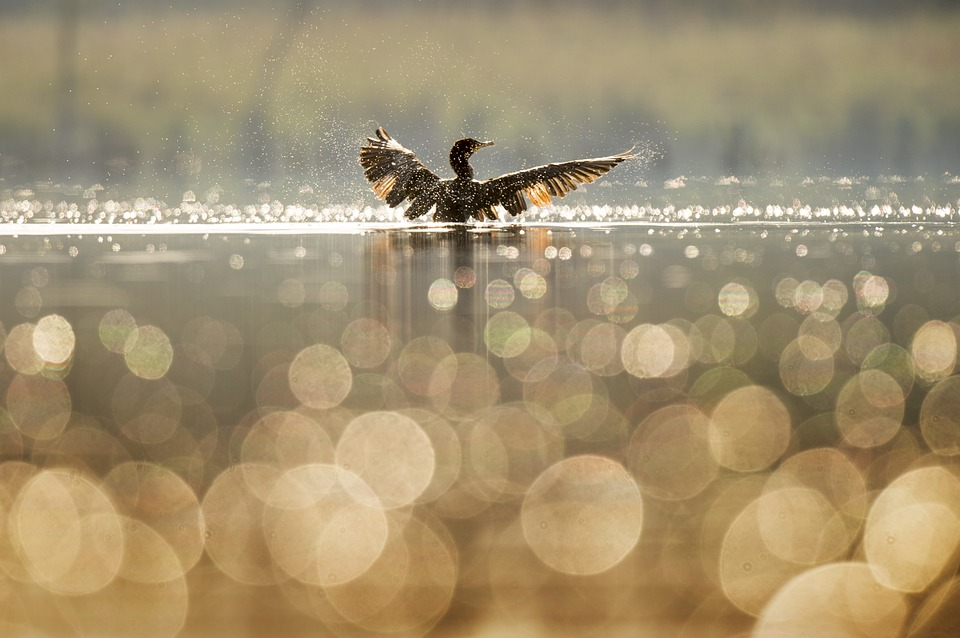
[359, 127, 635, 223]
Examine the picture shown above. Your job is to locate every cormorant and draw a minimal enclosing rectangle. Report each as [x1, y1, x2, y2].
[359, 127, 635, 223]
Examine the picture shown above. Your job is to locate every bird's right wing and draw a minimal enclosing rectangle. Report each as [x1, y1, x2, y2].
[359, 128, 440, 209]
[479, 150, 635, 217]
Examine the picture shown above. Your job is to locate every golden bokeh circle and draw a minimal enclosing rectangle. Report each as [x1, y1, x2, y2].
[521, 455, 643, 576]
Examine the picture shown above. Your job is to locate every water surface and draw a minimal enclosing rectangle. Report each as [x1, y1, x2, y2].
[0, 188, 959, 636]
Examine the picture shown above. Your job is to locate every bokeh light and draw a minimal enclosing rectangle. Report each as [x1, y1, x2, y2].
[720, 492, 815, 616]
[694, 315, 736, 364]
[844, 313, 891, 366]
[431, 353, 500, 420]
[793, 280, 824, 314]
[579, 322, 626, 376]
[516, 268, 547, 300]
[911, 320, 958, 382]
[276, 277, 306, 308]
[765, 447, 866, 525]
[779, 335, 834, 396]
[0, 225, 959, 635]
[319, 280, 350, 311]
[835, 369, 904, 448]
[263, 464, 388, 586]
[288, 344, 353, 409]
[755, 563, 907, 636]
[180, 315, 244, 371]
[14, 285, 43, 318]
[201, 464, 284, 586]
[709, 385, 790, 472]
[864, 466, 960, 593]
[854, 271, 891, 313]
[484, 311, 532, 359]
[503, 327, 559, 382]
[318, 511, 458, 634]
[7, 374, 72, 440]
[462, 403, 563, 502]
[240, 410, 335, 471]
[454, 266, 476, 288]
[621, 323, 677, 378]
[103, 461, 205, 580]
[756, 487, 850, 564]
[627, 404, 718, 501]
[920, 375, 960, 455]
[862, 343, 915, 397]
[336, 411, 435, 509]
[718, 281, 756, 318]
[397, 336, 455, 397]
[340, 317, 391, 368]
[521, 455, 643, 575]
[111, 375, 182, 445]
[428, 277, 458, 311]
[523, 361, 594, 433]
[99, 308, 138, 354]
[485, 278, 516, 309]
[123, 324, 174, 380]
[4, 323, 43, 375]
[32, 314, 75, 367]
[11, 469, 122, 595]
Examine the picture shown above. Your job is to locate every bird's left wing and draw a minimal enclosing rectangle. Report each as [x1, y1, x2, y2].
[478, 150, 635, 217]
[359, 128, 440, 208]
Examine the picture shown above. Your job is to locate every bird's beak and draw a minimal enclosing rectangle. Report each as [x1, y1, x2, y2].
[479, 141, 495, 148]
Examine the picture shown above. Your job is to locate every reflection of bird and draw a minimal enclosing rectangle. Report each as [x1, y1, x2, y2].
[360, 127, 635, 223]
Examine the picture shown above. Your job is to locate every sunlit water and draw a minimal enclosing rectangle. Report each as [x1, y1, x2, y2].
[1, 177, 960, 636]
[3, 173, 959, 226]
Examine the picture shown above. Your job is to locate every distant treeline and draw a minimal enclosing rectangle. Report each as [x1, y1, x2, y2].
[2, 0, 956, 17]
[1, 1, 958, 199]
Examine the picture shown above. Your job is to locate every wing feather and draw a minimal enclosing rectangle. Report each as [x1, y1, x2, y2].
[478, 150, 635, 216]
[359, 128, 440, 208]
[403, 195, 436, 220]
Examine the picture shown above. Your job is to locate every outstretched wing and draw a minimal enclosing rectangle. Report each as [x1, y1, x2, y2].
[478, 150, 635, 217]
[359, 128, 440, 208]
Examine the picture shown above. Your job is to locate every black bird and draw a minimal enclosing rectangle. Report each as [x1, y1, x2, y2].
[359, 127, 635, 223]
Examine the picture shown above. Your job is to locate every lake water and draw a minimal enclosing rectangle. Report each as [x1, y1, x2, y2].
[1, 179, 959, 636]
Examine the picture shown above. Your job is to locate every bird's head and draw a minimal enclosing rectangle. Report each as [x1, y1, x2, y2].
[451, 138, 495, 158]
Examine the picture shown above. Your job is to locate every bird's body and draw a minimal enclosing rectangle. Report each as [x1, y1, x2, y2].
[359, 128, 634, 223]
[435, 178, 484, 223]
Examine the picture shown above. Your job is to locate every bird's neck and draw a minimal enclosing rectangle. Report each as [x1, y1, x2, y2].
[449, 151, 474, 179]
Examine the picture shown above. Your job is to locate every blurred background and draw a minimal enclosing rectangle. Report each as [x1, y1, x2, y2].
[1, 0, 959, 201]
